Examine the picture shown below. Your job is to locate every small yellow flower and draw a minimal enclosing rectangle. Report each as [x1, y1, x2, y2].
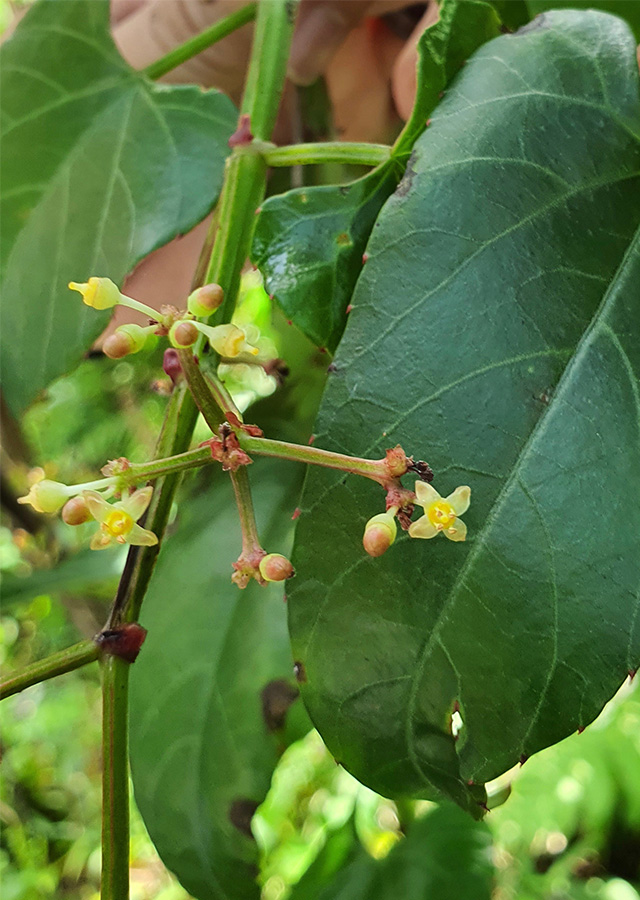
[409, 483, 470, 542]
[18, 478, 71, 513]
[83, 487, 158, 550]
[68, 277, 122, 310]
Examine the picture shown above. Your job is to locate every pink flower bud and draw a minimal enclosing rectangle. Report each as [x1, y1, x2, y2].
[362, 511, 397, 557]
[62, 495, 92, 525]
[103, 331, 134, 359]
[169, 320, 199, 348]
[163, 349, 182, 384]
[187, 283, 224, 317]
[259, 553, 295, 583]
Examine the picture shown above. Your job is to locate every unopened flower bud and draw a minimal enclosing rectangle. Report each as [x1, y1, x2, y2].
[259, 553, 295, 582]
[363, 510, 397, 557]
[163, 348, 182, 384]
[103, 324, 149, 359]
[69, 277, 122, 310]
[187, 283, 224, 317]
[169, 320, 199, 348]
[62, 495, 92, 525]
[18, 479, 71, 514]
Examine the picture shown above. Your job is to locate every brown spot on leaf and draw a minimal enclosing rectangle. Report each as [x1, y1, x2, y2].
[229, 799, 259, 838]
[293, 661, 307, 683]
[336, 232, 352, 247]
[261, 679, 299, 732]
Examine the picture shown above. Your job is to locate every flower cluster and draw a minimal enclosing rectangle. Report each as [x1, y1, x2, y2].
[362, 482, 471, 557]
[19, 471, 158, 550]
[68, 277, 259, 360]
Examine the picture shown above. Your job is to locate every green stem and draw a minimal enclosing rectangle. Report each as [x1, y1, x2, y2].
[230, 467, 262, 555]
[101, 656, 130, 900]
[111, 383, 199, 628]
[125, 446, 211, 483]
[0, 640, 99, 700]
[261, 141, 391, 168]
[209, 0, 298, 324]
[178, 351, 265, 566]
[238, 434, 388, 484]
[241, 0, 297, 142]
[143, 3, 257, 80]
[177, 349, 236, 427]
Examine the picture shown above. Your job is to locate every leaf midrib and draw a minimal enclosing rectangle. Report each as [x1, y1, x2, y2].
[403, 222, 640, 775]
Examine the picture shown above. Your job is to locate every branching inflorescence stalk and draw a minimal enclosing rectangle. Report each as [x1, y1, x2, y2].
[98, 4, 299, 899]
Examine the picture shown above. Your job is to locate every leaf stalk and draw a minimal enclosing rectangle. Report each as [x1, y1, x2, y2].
[143, 3, 257, 80]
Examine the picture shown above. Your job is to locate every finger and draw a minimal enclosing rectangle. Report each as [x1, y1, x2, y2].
[391, 1, 439, 121]
[113, 0, 254, 103]
[325, 16, 404, 142]
[289, 0, 410, 86]
[111, 0, 147, 26]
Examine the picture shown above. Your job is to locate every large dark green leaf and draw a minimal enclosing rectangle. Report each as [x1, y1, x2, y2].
[527, 1, 640, 40]
[129, 463, 309, 900]
[289, 10, 640, 814]
[0, 0, 236, 414]
[252, 0, 500, 353]
[290, 804, 493, 900]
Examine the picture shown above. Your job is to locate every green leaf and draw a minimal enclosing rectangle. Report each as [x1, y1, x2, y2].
[129, 464, 309, 900]
[527, 1, 640, 41]
[395, 0, 502, 159]
[252, 165, 400, 352]
[252, 0, 500, 354]
[0, 0, 236, 415]
[290, 804, 494, 900]
[289, 9, 640, 813]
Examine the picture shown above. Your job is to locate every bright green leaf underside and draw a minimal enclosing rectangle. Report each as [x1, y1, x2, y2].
[289, 10, 640, 814]
[0, 0, 236, 414]
[129, 464, 308, 900]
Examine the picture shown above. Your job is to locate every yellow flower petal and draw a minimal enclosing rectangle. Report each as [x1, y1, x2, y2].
[443, 518, 467, 542]
[446, 486, 471, 516]
[126, 523, 158, 547]
[408, 516, 439, 539]
[121, 486, 153, 521]
[414, 481, 440, 508]
[90, 530, 113, 550]
[84, 491, 111, 524]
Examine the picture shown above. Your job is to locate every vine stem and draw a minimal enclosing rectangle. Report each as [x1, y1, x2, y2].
[143, 3, 257, 80]
[261, 141, 391, 168]
[101, 657, 130, 900]
[0, 640, 99, 700]
[98, 4, 298, 898]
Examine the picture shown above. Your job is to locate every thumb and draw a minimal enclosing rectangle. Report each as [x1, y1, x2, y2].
[391, 1, 439, 121]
